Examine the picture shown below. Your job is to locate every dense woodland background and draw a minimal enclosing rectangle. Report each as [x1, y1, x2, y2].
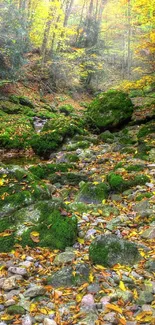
[0, 0, 154, 94]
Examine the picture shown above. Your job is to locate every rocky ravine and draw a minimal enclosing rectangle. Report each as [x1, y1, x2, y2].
[0, 91, 155, 325]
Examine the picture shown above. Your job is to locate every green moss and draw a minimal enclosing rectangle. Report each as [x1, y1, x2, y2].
[65, 153, 79, 162]
[59, 104, 74, 115]
[0, 234, 15, 252]
[30, 115, 86, 158]
[138, 123, 155, 138]
[0, 217, 14, 232]
[0, 114, 34, 149]
[7, 305, 26, 315]
[136, 192, 152, 201]
[50, 172, 88, 185]
[18, 96, 35, 108]
[29, 163, 74, 179]
[99, 131, 115, 142]
[21, 210, 77, 250]
[128, 174, 149, 187]
[77, 182, 110, 204]
[126, 164, 144, 172]
[66, 141, 90, 151]
[108, 173, 126, 192]
[86, 90, 134, 131]
[113, 162, 124, 170]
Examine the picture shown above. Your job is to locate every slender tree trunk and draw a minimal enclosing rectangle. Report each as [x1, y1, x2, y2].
[127, 0, 132, 79]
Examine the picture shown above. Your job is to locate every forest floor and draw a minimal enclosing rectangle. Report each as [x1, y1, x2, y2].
[0, 89, 155, 325]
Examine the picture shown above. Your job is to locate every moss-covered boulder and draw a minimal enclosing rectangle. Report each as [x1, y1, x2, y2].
[29, 163, 74, 179]
[0, 114, 34, 149]
[77, 182, 110, 204]
[30, 115, 86, 158]
[9, 95, 35, 109]
[89, 235, 141, 267]
[7, 305, 26, 315]
[107, 172, 149, 192]
[50, 172, 88, 185]
[0, 164, 50, 218]
[86, 90, 134, 131]
[21, 208, 77, 250]
[59, 104, 74, 115]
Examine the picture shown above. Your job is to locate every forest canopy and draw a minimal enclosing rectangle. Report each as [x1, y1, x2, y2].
[0, 0, 154, 93]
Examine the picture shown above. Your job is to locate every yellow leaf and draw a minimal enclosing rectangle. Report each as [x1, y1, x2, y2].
[93, 181, 99, 185]
[133, 289, 138, 299]
[98, 209, 103, 214]
[30, 231, 40, 243]
[64, 201, 70, 205]
[30, 231, 39, 237]
[102, 199, 106, 204]
[106, 303, 122, 313]
[89, 272, 94, 283]
[30, 303, 38, 313]
[0, 178, 4, 186]
[119, 281, 126, 291]
[76, 293, 83, 303]
[119, 317, 126, 325]
[78, 237, 84, 244]
[1, 315, 14, 321]
[136, 311, 152, 321]
[95, 265, 107, 271]
[40, 308, 48, 314]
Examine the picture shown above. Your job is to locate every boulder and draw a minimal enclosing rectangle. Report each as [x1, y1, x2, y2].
[89, 234, 141, 267]
[86, 90, 133, 131]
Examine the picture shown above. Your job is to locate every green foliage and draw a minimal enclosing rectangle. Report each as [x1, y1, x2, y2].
[126, 164, 144, 172]
[107, 172, 149, 192]
[137, 123, 155, 138]
[59, 104, 74, 116]
[7, 305, 26, 315]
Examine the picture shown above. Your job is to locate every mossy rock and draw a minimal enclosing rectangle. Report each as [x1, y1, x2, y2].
[77, 182, 110, 204]
[30, 115, 86, 158]
[18, 96, 35, 108]
[65, 140, 90, 151]
[99, 131, 115, 142]
[137, 122, 155, 139]
[59, 104, 74, 115]
[7, 305, 26, 315]
[86, 90, 134, 131]
[0, 114, 34, 149]
[65, 153, 79, 162]
[107, 172, 149, 192]
[89, 234, 141, 267]
[126, 164, 144, 172]
[21, 209, 77, 250]
[50, 172, 88, 185]
[29, 163, 74, 179]
[0, 164, 50, 217]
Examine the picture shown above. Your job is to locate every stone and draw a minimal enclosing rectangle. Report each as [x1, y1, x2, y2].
[134, 200, 152, 217]
[2, 276, 21, 291]
[141, 226, 155, 239]
[81, 294, 95, 308]
[7, 305, 26, 315]
[137, 291, 154, 305]
[145, 259, 155, 272]
[8, 266, 28, 276]
[89, 234, 141, 267]
[43, 319, 57, 325]
[87, 283, 100, 294]
[22, 315, 33, 325]
[77, 312, 98, 325]
[54, 252, 75, 265]
[4, 299, 16, 306]
[48, 264, 90, 287]
[104, 312, 117, 323]
[24, 285, 45, 298]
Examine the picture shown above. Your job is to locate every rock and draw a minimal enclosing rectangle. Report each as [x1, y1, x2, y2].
[81, 294, 95, 308]
[4, 299, 16, 306]
[145, 259, 155, 272]
[2, 276, 21, 291]
[87, 283, 100, 294]
[7, 305, 26, 315]
[43, 319, 57, 325]
[77, 182, 110, 204]
[104, 312, 117, 323]
[54, 251, 75, 265]
[141, 226, 155, 239]
[87, 90, 133, 131]
[134, 200, 152, 217]
[8, 266, 28, 276]
[24, 285, 45, 298]
[111, 290, 133, 303]
[111, 194, 122, 202]
[48, 264, 90, 287]
[149, 148, 155, 162]
[22, 315, 33, 325]
[77, 312, 98, 325]
[137, 291, 154, 305]
[4, 289, 20, 300]
[89, 234, 141, 267]
[0, 278, 5, 288]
